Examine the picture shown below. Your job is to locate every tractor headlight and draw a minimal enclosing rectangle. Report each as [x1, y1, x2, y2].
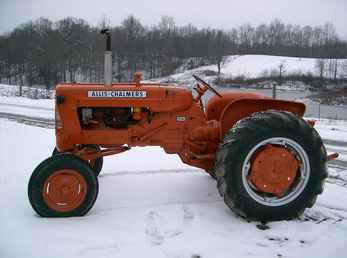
[55, 105, 62, 129]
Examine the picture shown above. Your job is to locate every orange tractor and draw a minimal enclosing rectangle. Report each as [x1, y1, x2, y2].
[28, 30, 334, 221]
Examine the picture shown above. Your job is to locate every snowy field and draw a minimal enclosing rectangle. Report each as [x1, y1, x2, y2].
[2, 55, 346, 97]
[152, 55, 347, 86]
[1, 117, 347, 257]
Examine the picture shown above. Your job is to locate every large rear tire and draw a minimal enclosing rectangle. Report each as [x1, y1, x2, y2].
[28, 154, 99, 217]
[214, 110, 327, 221]
[53, 145, 103, 176]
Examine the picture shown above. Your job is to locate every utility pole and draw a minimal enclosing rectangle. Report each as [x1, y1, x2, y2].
[272, 83, 277, 99]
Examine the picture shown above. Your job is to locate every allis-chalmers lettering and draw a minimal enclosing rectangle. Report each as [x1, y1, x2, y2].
[88, 90, 147, 98]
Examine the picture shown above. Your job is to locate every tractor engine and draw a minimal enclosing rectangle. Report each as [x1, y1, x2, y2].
[79, 107, 147, 128]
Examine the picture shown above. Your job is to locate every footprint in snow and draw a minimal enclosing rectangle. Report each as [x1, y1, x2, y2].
[145, 211, 184, 246]
[146, 211, 164, 245]
[183, 205, 194, 218]
[79, 243, 119, 255]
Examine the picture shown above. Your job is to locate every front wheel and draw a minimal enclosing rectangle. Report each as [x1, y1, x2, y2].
[28, 154, 99, 217]
[214, 110, 327, 221]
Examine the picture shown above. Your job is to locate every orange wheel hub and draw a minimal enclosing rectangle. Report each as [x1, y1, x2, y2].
[42, 170, 87, 212]
[248, 145, 300, 196]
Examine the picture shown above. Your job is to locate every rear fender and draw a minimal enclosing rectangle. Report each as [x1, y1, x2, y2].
[219, 98, 306, 139]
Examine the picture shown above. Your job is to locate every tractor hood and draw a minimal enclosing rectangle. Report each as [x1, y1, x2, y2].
[55, 83, 193, 112]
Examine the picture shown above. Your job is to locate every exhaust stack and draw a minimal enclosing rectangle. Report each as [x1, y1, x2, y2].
[100, 29, 112, 86]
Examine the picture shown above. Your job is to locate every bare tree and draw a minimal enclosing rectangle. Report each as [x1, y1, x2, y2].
[213, 30, 229, 76]
[315, 59, 326, 78]
[1, 16, 347, 88]
[98, 14, 111, 29]
[341, 60, 347, 78]
[327, 59, 339, 81]
[239, 23, 254, 53]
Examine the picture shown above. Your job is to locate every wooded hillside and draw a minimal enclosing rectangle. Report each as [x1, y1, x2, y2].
[0, 16, 346, 88]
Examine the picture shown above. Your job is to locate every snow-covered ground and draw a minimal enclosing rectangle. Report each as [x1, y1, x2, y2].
[312, 118, 347, 142]
[151, 55, 347, 86]
[0, 119, 347, 258]
[1, 115, 347, 257]
[1, 76, 347, 257]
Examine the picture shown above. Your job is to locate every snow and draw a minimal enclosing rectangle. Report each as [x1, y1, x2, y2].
[0, 96, 53, 109]
[1, 118, 347, 258]
[312, 118, 347, 142]
[151, 55, 347, 86]
[0, 96, 54, 120]
[218, 55, 315, 78]
[0, 103, 54, 120]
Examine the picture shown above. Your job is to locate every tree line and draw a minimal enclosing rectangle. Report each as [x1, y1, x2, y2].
[0, 15, 346, 89]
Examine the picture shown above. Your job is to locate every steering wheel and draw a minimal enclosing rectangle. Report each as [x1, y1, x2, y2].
[192, 75, 222, 98]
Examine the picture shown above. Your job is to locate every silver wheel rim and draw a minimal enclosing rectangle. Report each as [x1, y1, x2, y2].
[241, 137, 310, 207]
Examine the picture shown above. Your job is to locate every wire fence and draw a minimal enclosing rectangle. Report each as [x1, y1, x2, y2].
[0, 84, 54, 99]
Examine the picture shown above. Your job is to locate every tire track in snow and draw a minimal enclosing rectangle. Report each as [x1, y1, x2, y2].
[0, 102, 53, 111]
[0, 112, 54, 128]
[324, 139, 347, 147]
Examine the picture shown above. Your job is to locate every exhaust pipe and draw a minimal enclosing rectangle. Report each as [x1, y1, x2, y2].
[100, 29, 112, 86]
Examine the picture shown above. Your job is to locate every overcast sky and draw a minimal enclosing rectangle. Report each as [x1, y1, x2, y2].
[1, 0, 346, 37]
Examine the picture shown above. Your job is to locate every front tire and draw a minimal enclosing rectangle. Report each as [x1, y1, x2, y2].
[28, 154, 99, 217]
[214, 111, 327, 221]
[53, 145, 103, 176]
